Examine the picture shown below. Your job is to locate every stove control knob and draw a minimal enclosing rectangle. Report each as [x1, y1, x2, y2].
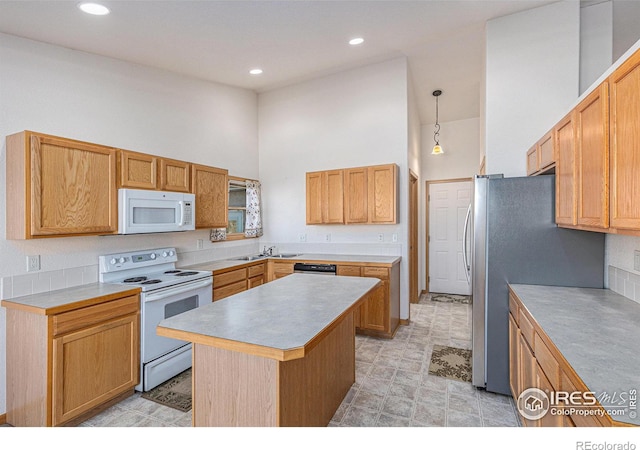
[150, 253, 157, 260]
[162, 251, 168, 258]
[118, 257, 126, 264]
[110, 258, 117, 265]
[169, 250, 175, 257]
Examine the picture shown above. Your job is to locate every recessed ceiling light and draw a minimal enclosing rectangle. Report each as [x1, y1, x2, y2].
[349, 37, 364, 46]
[78, 2, 110, 16]
[249, 69, 263, 75]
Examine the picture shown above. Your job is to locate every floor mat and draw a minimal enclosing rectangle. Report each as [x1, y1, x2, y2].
[428, 344, 472, 383]
[141, 368, 192, 412]
[430, 293, 471, 304]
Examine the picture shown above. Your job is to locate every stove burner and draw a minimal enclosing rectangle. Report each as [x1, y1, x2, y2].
[164, 270, 181, 274]
[175, 271, 199, 276]
[141, 279, 162, 285]
[124, 276, 147, 283]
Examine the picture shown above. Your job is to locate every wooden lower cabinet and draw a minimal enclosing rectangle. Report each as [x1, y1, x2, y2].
[336, 263, 400, 338]
[213, 262, 266, 301]
[4, 293, 140, 427]
[267, 261, 295, 281]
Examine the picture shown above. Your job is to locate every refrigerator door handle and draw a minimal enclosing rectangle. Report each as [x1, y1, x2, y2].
[463, 203, 472, 284]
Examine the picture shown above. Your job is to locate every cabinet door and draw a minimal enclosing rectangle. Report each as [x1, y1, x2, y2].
[191, 164, 228, 228]
[118, 150, 157, 189]
[555, 112, 577, 226]
[52, 314, 139, 426]
[306, 171, 324, 224]
[609, 49, 640, 230]
[159, 158, 190, 192]
[519, 337, 538, 427]
[537, 365, 563, 427]
[368, 164, 397, 224]
[526, 146, 538, 176]
[324, 170, 344, 224]
[538, 131, 555, 170]
[31, 134, 118, 236]
[360, 281, 388, 332]
[509, 313, 521, 399]
[576, 82, 609, 229]
[344, 168, 368, 223]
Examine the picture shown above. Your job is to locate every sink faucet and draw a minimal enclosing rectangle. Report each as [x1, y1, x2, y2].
[262, 246, 275, 256]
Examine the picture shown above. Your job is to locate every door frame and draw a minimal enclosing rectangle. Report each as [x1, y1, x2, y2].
[409, 170, 419, 304]
[425, 177, 473, 295]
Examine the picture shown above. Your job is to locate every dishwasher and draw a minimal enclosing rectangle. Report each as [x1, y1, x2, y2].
[293, 262, 337, 275]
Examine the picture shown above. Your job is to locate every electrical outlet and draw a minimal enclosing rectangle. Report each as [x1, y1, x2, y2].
[325, 233, 331, 242]
[196, 239, 204, 249]
[392, 233, 398, 242]
[635, 250, 640, 272]
[378, 233, 384, 242]
[299, 233, 307, 242]
[27, 255, 40, 272]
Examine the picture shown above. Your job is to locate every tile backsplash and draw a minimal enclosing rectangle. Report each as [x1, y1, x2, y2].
[608, 265, 640, 304]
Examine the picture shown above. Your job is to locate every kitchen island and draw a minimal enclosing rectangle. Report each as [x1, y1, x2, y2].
[156, 273, 380, 427]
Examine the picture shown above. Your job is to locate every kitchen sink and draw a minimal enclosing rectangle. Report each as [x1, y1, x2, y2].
[230, 255, 266, 261]
[271, 253, 301, 258]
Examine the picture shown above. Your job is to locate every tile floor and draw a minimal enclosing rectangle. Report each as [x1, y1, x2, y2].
[3, 293, 521, 427]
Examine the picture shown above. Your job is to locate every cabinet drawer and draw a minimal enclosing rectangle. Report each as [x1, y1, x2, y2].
[519, 308, 535, 348]
[248, 263, 265, 278]
[337, 265, 362, 277]
[53, 295, 139, 337]
[248, 276, 264, 289]
[534, 333, 560, 390]
[362, 267, 389, 280]
[509, 293, 519, 324]
[214, 268, 247, 288]
[272, 263, 294, 274]
[213, 280, 247, 301]
[561, 371, 605, 427]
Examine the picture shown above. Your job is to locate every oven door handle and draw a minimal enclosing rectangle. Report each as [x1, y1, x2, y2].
[144, 277, 212, 302]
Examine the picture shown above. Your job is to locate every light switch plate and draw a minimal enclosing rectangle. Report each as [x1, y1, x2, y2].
[378, 234, 384, 242]
[299, 233, 307, 242]
[634, 250, 640, 272]
[27, 255, 40, 272]
[392, 233, 398, 242]
[196, 239, 204, 249]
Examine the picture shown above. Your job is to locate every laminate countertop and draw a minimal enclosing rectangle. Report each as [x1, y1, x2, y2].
[182, 253, 401, 273]
[157, 273, 380, 361]
[509, 284, 640, 426]
[0, 283, 141, 315]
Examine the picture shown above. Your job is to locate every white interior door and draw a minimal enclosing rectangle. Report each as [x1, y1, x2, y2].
[428, 180, 471, 295]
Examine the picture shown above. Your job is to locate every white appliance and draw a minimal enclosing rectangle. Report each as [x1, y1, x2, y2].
[99, 247, 212, 392]
[118, 188, 195, 234]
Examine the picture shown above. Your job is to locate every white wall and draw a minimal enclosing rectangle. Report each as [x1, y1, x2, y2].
[421, 118, 480, 181]
[258, 57, 411, 319]
[0, 33, 260, 415]
[580, 1, 613, 94]
[484, 1, 580, 177]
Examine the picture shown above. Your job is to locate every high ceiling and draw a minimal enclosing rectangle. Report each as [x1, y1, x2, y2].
[0, 0, 557, 124]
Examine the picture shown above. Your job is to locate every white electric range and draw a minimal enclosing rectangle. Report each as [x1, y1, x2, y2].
[99, 247, 212, 392]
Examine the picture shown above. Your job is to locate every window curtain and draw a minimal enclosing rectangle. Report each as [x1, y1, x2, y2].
[245, 180, 263, 238]
[210, 227, 227, 242]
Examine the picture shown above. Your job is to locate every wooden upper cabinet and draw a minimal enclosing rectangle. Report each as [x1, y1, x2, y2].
[368, 164, 397, 224]
[576, 82, 609, 229]
[609, 48, 640, 230]
[526, 145, 538, 176]
[117, 150, 158, 189]
[555, 112, 577, 226]
[344, 168, 368, 224]
[305, 170, 344, 224]
[6, 131, 118, 239]
[526, 131, 555, 176]
[306, 171, 324, 224]
[159, 157, 190, 192]
[191, 164, 228, 228]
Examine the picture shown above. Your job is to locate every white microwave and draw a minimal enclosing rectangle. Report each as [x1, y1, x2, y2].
[118, 189, 195, 234]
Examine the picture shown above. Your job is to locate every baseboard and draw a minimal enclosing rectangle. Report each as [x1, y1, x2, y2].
[0, 413, 6, 425]
[400, 318, 410, 326]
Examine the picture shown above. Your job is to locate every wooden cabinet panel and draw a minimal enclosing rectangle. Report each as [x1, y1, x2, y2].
[213, 280, 247, 301]
[248, 263, 265, 278]
[576, 82, 609, 229]
[53, 295, 138, 336]
[534, 333, 559, 390]
[519, 337, 538, 427]
[526, 146, 538, 176]
[368, 164, 397, 224]
[539, 131, 554, 170]
[518, 308, 535, 349]
[118, 150, 157, 189]
[267, 261, 295, 282]
[336, 265, 362, 277]
[362, 267, 390, 280]
[305, 171, 324, 224]
[159, 158, 190, 192]
[191, 164, 228, 228]
[609, 49, 640, 230]
[248, 276, 264, 289]
[360, 281, 387, 332]
[537, 365, 563, 427]
[509, 313, 521, 400]
[344, 168, 368, 223]
[52, 314, 139, 426]
[214, 268, 247, 288]
[555, 112, 577, 226]
[6, 132, 118, 238]
[561, 371, 604, 427]
[324, 170, 344, 224]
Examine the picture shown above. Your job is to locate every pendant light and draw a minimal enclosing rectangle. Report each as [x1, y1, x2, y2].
[431, 89, 444, 155]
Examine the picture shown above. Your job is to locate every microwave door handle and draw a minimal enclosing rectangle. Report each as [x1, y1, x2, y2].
[178, 201, 185, 226]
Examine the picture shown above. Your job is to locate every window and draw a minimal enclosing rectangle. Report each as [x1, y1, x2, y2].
[227, 179, 247, 236]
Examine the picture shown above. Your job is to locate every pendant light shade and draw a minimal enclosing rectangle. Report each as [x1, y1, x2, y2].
[431, 90, 444, 155]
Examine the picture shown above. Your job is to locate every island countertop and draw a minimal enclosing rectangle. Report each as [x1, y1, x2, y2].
[157, 273, 380, 361]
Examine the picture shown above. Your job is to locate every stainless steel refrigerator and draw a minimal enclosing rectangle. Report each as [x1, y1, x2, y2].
[466, 174, 605, 395]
